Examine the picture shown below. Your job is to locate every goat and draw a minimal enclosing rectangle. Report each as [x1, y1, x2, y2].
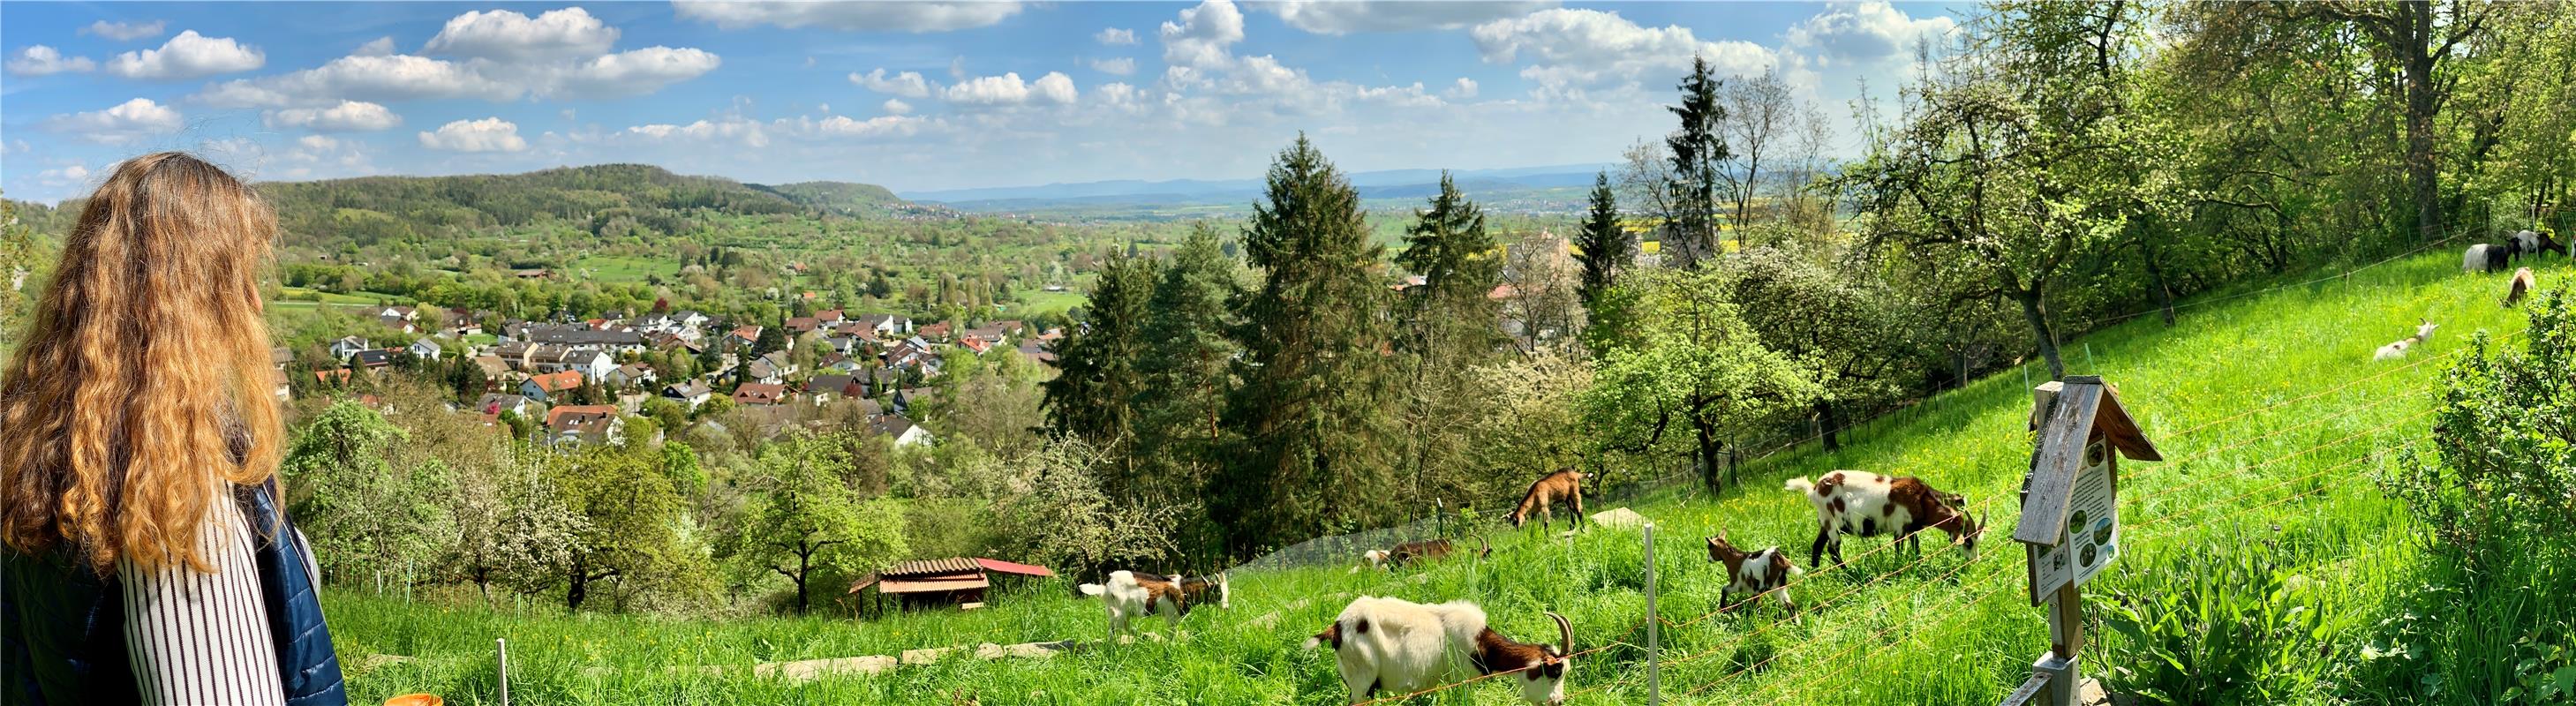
[1392, 537, 1491, 568]
[1509, 469, 1586, 532]
[2466, 241, 2523, 274]
[1077, 570, 1229, 641]
[1706, 531, 1801, 617]
[2505, 267, 2537, 308]
[1305, 597, 1573, 705]
[1783, 470, 1982, 568]
[2372, 319, 2440, 361]
[2512, 230, 2570, 258]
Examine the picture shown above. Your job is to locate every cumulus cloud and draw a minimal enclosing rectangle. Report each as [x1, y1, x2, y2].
[104, 30, 265, 79]
[622, 117, 769, 147]
[7, 46, 96, 76]
[263, 100, 403, 131]
[1160, 0, 1246, 70]
[552, 47, 723, 99]
[1444, 77, 1478, 99]
[41, 98, 185, 145]
[1095, 27, 1138, 45]
[1259, 1, 1553, 34]
[1352, 82, 1442, 108]
[81, 19, 169, 41]
[942, 71, 1078, 107]
[882, 98, 913, 115]
[851, 68, 933, 98]
[418, 117, 528, 152]
[423, 7, 619, 62]
[1470, 9, 1772, 95]
[674, 2, 1023, 32]
[1785, 2, 1955, 66]
[38, 164, 94, 187]
[1089, 57, 1135, 76]
[353, 36, 397, 56]
[772, 114, 937, 139]
[197, 54, 511, 107]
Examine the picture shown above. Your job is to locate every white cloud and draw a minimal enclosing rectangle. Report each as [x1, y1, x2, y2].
[198, 54, 511, 107]
[353, 36, 397, 56]
[1785, 2, 1955, 66]
[104, 30, 266, 79]
[81, 19, 169, 41]
[38, 164, 94, 187]
[298, 135, 341, 151]
[773, 114, 936, 139]
[942, 71, 1078, 107]
[418, 117, 528, 152]
[1470, 9, 1772, 95]
[1160, 0, 1246, 70]
[41, 98, 185, 145]
[1259, 1, 1553, 34]
[851, 68, 932, 98]
[674, 2, 1023, 32]
[7, 46, 96, 76]
[1090, 57, 1136, 76]
[1096, 27, 1138, 45]
[622, 117, 769, 147]
[263, 100, 403, 131]
[552, 47, 724, 99]
[1444, 77, 1478, 99]
[423, 7, 619, 62]
[1353, 81, 1442, 108]
[883, 98, 914, 115]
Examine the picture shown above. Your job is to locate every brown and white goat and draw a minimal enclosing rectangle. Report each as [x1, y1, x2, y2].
[1360, 537, 1491, 571]
[2505, 267, 2537, 308]
[1783, 470, 1983, 568]
[1306, 597, 1574, 705]
[1509, 469, 1586, 531]
[2374, 319, 2440, 361]
[1706, 531, 1801, 616]
[1078, 570, 1229, 640]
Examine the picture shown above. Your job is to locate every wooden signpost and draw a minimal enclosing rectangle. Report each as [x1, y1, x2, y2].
[2003, 376, 2160, 706]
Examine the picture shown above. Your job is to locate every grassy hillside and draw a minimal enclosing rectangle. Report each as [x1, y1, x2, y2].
[323, 248, 2565, 705]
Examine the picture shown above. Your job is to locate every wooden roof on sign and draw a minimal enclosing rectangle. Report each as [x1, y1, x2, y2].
[2014, 376, 2161, 546]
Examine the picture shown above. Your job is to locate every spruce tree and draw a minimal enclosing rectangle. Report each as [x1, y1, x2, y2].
[1664, 56, 1729, 269]
[1213, 135, 1399, 557]
[1393, 173, 1503, 499]
[1042, 252, 1157, 464]
[1572, 170, 1631, 311]
[1133, 222, 1240, 553]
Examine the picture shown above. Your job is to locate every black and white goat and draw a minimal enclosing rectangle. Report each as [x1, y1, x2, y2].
[1078, 570, 1229, 640]
[1783, 470, 1983, 568]
[2511, 230, 2569, 259]
[1306, 597, 1573, 705]
[2466, 241, 2525, 274]
[2373, 319, 2439, 361]
[1706, 531, 1801, 617]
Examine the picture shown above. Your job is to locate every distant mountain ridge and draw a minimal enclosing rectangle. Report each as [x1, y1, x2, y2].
[901, 163, 1616, 209]
[242, 163, 908, 249]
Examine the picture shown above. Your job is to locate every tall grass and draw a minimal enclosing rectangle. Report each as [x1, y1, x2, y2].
[327, 250, 2565, 704]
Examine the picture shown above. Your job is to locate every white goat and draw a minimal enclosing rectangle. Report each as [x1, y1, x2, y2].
[1078, 570, 1228, 640]
[2373, 319, 2439, 361]
[1305, 597, 1573, 705]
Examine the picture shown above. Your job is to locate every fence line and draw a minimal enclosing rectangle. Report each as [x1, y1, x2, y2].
[1680, 552, 2007, 698]
[2078, 221, 2489, 332]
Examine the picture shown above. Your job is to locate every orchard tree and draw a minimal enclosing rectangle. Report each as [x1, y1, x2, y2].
[446, 444, 584, 601]
[282, 402, 454, 584]
[1584, 268, 1819, 493]
[724, 433, 908, 613]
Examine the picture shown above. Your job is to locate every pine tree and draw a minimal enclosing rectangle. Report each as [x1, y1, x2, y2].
[1132, 223, 1240, 556]
[1393, 174, 1503, 500]
[1665, 56, 1729, 269]
[1042, 252, 1157, 463]
[1572, 170, 1632, 310]
[1213, 135, 1400, 557]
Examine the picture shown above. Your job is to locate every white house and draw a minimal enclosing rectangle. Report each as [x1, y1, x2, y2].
[873, 414, 933, 447]
[407, 338, 443, 361]
[328, 335, 373, 361]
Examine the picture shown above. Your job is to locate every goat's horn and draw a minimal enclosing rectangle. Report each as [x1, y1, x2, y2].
[1546, 612, 1573, 657]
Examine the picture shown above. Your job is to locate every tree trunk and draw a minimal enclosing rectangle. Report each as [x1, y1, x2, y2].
[2401, 7, 2443, 243]
[793, 553, 811, 614]
[1816, 398, 1842, 452]
[1693, 417, 1723, 494]
[2012, 288, 2066, 380]
[565, 556, 590, 612]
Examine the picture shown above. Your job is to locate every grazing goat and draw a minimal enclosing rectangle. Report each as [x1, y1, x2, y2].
[1306, 597, 1573, 705]
[1706, 532, 1801, 616]
[1391, 537, 1491, 568]
[1783, 470, 1982, 568]
[2373, 319, 2440, 361]
[2505, 267, 2537, 308]
[2512, 230, 2570, 259]
[1509, 469, 1586, 531]
[1078, 570, 1229, 640]
[2466, 241, 2523, 274]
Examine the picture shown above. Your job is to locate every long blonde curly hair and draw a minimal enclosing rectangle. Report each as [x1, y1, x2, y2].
[1, 152, 284, 574]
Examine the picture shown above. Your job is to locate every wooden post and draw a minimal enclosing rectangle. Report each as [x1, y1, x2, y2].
[1643, 522, 1661, 706]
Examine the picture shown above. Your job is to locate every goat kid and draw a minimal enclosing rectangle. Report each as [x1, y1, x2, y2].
[2373, 319, 2440, 361]
[1306, 597, 1573, 705]
[1783, 470, 1982, 568]
[1509, 469, 1587, 532]
[2505, 267, 2538, 308]
[1077, 570, 1229, 640]
[1706, 532, 1801, 618]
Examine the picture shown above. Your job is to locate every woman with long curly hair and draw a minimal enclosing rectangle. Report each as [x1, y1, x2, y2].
[2, 153, 345, 705]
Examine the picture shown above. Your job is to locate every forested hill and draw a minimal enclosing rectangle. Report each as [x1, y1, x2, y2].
[207, 164, 900, 249]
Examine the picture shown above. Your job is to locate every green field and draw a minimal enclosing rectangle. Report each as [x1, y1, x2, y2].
[569, 255, 672, 285]
[324, 249, 2567, 705]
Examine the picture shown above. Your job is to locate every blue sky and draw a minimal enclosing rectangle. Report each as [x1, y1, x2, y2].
[1, 1, 1970, 202]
